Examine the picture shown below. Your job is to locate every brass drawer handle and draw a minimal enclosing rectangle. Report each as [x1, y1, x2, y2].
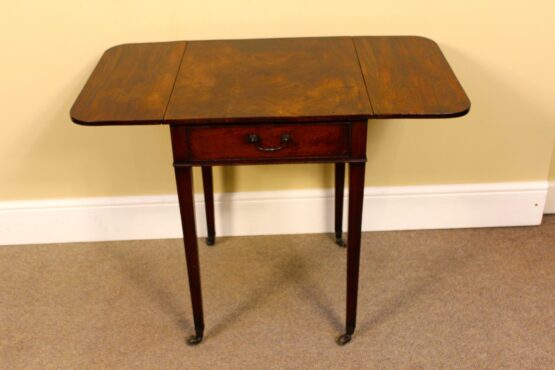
[246, 133, 292, 152]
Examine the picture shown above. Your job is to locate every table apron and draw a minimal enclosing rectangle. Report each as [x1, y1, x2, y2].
[170, 121, 367, 166]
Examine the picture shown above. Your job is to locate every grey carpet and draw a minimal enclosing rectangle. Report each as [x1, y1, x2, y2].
[1, 216, 554, 369]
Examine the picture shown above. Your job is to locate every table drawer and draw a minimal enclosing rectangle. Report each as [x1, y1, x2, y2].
[173, 123, 351, 164]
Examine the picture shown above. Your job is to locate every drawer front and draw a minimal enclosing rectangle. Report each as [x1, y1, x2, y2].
[178, 123, 350, 163]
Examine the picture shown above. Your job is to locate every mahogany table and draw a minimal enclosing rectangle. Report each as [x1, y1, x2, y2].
[71, 36, 470, 345]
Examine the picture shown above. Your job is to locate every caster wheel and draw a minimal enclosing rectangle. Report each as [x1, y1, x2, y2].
[335, 237, 347, 248]
[336, 333, 352, 346]
[187, 334, 203, 346]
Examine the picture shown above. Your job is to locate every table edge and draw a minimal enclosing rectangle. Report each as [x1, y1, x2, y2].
[70, 36, 471, 126]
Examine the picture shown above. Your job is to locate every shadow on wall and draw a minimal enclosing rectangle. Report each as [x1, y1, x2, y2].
[5, 60, 178, 200]
[217, 161, 335, 193]
[7, 57, 336, 200]
[549, 142, 555, 181]
[365, 44, 554, 187]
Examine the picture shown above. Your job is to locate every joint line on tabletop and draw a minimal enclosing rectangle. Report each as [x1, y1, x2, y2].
[351, 37, 375, 116]
[162, 42, 188, 123]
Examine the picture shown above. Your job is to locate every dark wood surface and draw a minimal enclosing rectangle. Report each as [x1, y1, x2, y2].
[354, 36, 470, 118]
[165, 37, 372, 124]
[201, 166, 215, 246]
[344, 161, 366, 339]
[173, 165, 204, 344]
[334, 163, 346, 246]
[171, 122, 352, 165]
[70, 36, 470, 126]
[71, 41, 186, 125]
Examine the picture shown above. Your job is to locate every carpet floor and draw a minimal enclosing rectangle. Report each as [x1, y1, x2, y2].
[1, 216, 554, 369]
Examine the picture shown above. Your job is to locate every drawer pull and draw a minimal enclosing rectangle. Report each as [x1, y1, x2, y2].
[247, 133, 292, 152]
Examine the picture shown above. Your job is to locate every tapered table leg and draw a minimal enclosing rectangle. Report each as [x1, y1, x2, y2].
[175, 166, 205, 345]
[334, 163, 346, 247]
[337, 162, 365, 345]
[201, 166, 216, 246]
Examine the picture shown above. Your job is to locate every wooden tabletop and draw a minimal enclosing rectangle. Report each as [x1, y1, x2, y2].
[71, 36, 470, 125]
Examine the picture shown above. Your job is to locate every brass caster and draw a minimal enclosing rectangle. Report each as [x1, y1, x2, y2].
[336, 333, 352, 346]
[187, 334, 203, 346]
[335, 232, 346, 247]
[335, 237, 347, 248]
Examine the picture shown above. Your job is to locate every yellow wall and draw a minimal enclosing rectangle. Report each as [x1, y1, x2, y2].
[550, 147, 555, 181]
[2, 1, 554, 200]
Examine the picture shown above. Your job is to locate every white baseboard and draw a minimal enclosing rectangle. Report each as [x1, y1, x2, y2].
[545, 181, 555, 214]
[0, 182, 548, 246]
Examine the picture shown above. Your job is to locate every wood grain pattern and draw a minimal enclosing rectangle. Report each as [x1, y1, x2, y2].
[353, 36, 470, 118]
[172, 122, 350, 165]
[164, 37, 373, 124]
[71, 42, 186, 125]
[71, 36, 471, 125]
